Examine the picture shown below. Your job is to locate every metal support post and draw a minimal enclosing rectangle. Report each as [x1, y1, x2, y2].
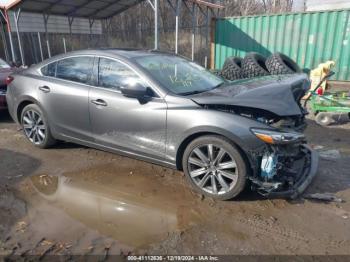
[37, 32, 43, 61]
[205, 7, 209, 68]
[89, 18, 95, 43]
[154, 0, 159, 50]
[0, 18, 10, 61]
[46, 40, 51, 58]
[147, 0, 159, 50]
[1, 9, 15, 62]
[68, 16, 74, 51]
[13, 9, 24, 65]
[43, 14, 50, 58]
[192, 3, 197, 61]
[63, 37, 67, 53]
[175, 0, 181, 54]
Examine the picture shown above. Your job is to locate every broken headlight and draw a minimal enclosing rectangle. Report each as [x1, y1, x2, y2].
[251, 128, 305, 145]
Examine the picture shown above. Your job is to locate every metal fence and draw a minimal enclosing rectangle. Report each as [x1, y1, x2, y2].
[1, 24, 212, 67]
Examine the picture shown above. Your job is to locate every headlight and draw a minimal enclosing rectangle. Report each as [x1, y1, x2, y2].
[251, 128, 305, 144]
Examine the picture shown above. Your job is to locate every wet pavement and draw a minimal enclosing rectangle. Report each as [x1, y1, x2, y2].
[1, 110, 350, 257]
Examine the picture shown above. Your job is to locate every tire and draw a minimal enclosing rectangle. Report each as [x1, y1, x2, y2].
[266, 52, 301, 75]
[241, 52, 270, 78]
[182, 135, 248, 200]
[315, 112, 332, 126]
[220, 56, 243, 80]
[21, 104, 56, 148]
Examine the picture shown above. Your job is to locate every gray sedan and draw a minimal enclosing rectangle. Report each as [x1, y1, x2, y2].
[6, 49, 318, 200]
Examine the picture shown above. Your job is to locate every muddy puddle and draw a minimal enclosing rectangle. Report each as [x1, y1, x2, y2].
[21, 164, 207, 250]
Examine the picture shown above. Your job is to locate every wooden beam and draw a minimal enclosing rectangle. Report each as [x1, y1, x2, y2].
[0, 0, 21, 10]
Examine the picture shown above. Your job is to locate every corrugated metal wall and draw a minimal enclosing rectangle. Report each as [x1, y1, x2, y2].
[8, 12, 102, 34]
[214, 10, 350, 81]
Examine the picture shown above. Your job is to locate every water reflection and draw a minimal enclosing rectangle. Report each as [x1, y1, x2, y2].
[29, 171, 200, 248]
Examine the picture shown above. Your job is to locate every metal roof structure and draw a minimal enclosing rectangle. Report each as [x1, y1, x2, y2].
[0, 0, 224, 66]
[1, 0, 144, 19]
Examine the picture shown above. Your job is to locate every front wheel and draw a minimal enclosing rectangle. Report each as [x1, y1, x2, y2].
[21, 104, 56, 148]
[182, 135, 248, 200]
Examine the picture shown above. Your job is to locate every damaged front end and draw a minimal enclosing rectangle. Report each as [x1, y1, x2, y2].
[190, 74, 318, 198]
[199, 105, 317, 198]
[249, 128, 318, 198]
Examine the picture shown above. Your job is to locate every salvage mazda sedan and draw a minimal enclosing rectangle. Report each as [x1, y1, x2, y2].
[6, 49, 318, 200]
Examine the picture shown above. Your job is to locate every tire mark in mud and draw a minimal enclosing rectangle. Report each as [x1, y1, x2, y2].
[235, 214, 312, 243]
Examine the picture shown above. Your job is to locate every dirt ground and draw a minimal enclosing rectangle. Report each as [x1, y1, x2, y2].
[1, 110, 350, 259]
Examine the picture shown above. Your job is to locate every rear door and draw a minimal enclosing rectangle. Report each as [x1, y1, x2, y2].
[38, 56, 94, 141]
[89, 57, 167, 160]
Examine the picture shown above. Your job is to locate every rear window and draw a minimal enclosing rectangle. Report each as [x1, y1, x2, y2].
[41, 62, 57, 77]
[56, 56, 94, 84]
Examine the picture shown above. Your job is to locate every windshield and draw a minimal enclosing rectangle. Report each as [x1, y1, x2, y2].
[134, 55, 224, 95]
[0, 59, 10, 69]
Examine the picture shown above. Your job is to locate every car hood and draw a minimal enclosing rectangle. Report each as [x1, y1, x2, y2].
[190, 74, 310, 117]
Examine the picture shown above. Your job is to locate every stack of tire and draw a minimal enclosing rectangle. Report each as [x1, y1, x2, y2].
[219, 52, 301, 81]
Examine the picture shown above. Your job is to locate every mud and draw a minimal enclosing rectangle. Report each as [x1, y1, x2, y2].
[1, 111, 350, 257]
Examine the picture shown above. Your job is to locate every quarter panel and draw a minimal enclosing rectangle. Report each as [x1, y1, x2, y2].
[7, 74, 40, 123]
[7, 72, 92, 142]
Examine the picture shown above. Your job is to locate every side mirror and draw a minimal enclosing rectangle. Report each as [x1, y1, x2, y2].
[120, 82, 148, 98]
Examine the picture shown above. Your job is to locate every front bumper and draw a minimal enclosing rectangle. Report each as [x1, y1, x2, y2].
[253, 145, 319, 199]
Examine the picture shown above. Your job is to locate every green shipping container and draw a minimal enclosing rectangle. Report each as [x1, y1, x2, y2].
[214, 10, 350, 81]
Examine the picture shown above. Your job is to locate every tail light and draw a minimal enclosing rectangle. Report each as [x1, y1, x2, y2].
[6, 76, 14, 85]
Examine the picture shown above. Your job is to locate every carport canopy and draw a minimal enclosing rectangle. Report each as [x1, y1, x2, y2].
[0, 0, 224, 65]
[0, 0, 145, 19]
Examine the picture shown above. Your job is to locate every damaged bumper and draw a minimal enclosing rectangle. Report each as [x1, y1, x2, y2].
[266, 146, 318, 199]
[251, 145, 319, 199]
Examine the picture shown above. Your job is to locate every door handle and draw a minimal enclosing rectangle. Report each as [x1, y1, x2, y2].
[91, 99, 107, 107]
[39, 85, 50, 93]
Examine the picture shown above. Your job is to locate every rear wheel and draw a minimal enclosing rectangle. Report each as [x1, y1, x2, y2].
[21, 104, 56, 148]
[315, 112, 332, 126]
[182, 135, 248, 200]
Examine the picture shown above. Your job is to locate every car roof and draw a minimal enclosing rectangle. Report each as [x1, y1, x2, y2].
[29, 49, 191, 73]
[58, 48, 173, 59]
[31, 48, 177, 68]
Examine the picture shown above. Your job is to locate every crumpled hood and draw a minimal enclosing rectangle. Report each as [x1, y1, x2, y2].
[191, 74, 310, 116]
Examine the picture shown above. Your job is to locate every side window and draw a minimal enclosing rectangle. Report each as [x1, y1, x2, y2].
[56, 56, 94, 84]
[98, 58, 145, 90]
[41, 62, 57, 77]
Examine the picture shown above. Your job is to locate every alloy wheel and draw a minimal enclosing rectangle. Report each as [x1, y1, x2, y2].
[22, 110, 46, 145]
[188, 144, 239, 195]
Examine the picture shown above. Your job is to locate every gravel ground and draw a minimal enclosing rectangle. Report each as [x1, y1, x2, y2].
[0, 110, 350, 259]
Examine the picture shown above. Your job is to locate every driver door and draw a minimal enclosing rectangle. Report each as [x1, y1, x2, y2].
[89, 57, 167, 160]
